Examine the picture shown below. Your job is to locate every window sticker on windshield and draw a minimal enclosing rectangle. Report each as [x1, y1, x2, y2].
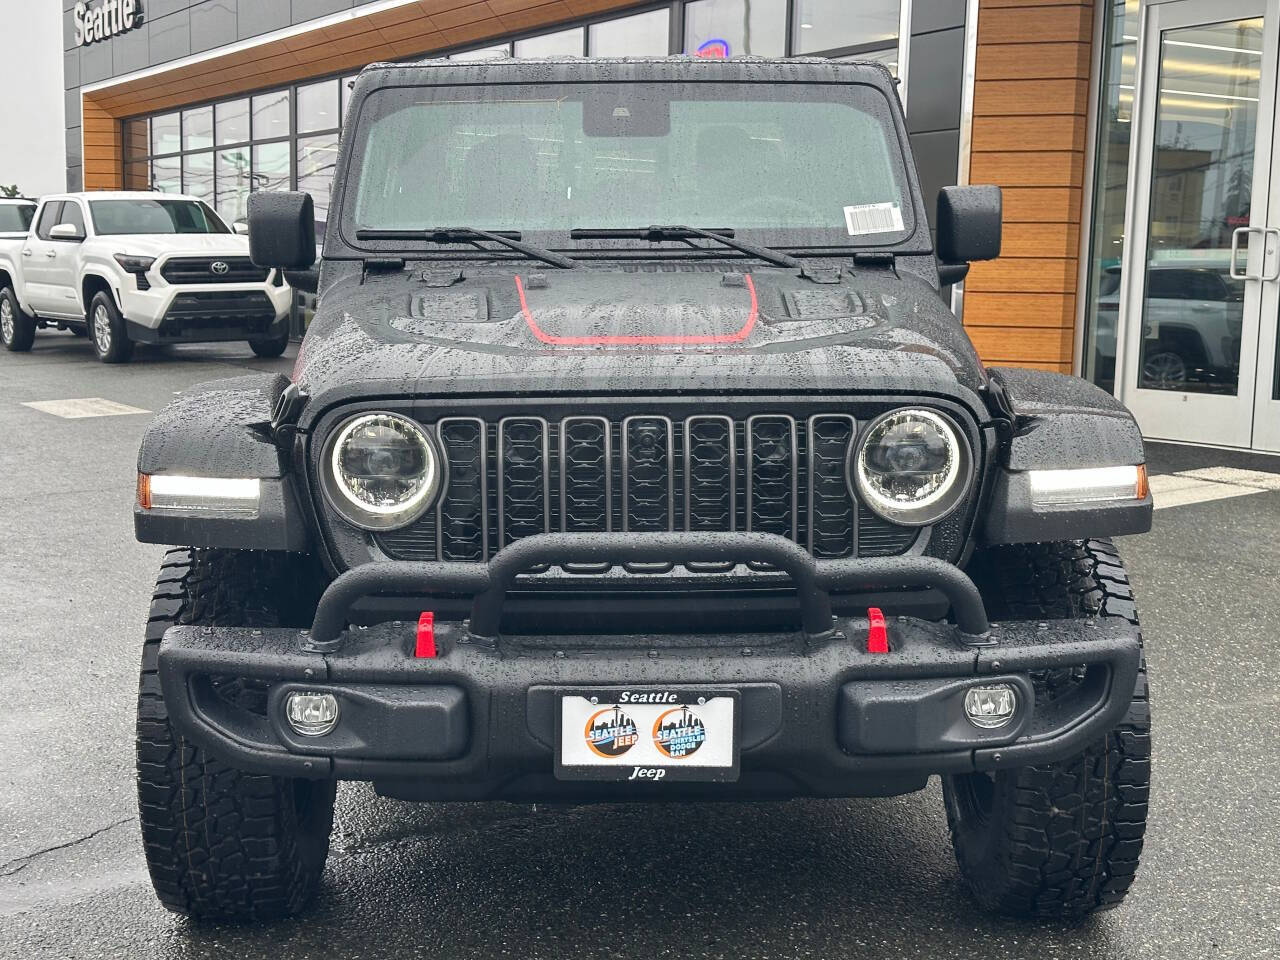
[844, 202, 904, 236]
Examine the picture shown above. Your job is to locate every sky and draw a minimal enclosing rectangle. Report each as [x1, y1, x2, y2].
[0, 0, 67, 197]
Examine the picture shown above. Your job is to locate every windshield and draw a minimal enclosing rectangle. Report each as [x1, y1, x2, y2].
[0, 203, 35, 233]
[89, 198, 230, 236]
[344, 81, 913, 249]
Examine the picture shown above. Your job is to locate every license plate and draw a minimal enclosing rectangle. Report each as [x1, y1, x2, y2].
[555, 688, 740, 782]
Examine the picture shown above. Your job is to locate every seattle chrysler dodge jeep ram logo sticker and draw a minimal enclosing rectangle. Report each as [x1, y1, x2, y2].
[584, 707, 638, 758]
[73, 0, 143, 46]
[211, 261, 230, 275]
[653, 706, 707, 759]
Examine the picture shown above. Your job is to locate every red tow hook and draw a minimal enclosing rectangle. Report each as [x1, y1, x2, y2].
[415, 611, 437, 658]
[867, 607, 889, 654]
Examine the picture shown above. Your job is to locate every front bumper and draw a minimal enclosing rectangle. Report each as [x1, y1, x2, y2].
[157, 533, 1142, 800]
[119, 280, 292, 341]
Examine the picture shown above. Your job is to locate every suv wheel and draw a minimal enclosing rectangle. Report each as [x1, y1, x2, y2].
[1, 286, 35, 352]
[248, 327, 291, 358]
[136, 549, 334, 922]
[89, 291, 134, 363]
[943, 539, 1151, 923]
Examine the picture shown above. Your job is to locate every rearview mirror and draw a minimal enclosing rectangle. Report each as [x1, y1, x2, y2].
[248, 191, 316, 270]
[50, 222, 84, 241]
[232, 220, 249, 236]
[936, 185, 1002, 265]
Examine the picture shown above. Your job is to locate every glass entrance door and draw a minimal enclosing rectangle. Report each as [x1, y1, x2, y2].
[1120, 0, 1280, 449]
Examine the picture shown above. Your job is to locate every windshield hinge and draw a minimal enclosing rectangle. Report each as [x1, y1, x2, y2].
[798, 262, 843, 284]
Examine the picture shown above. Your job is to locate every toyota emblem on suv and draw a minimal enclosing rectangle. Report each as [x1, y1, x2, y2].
[210, 261, 230, 275]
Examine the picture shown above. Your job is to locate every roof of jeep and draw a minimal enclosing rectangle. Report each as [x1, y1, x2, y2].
[352, 55, 898, 88]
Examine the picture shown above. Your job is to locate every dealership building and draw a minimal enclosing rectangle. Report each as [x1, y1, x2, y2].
[58, 0, 1280, 451]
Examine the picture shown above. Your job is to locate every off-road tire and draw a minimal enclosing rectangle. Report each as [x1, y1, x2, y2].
[89, 290, 133, 363]
[248, 328, 290, 358]
[136, 548, 335, 923]
[0, 285, 35, 352]
[943, 539, 1151, 923]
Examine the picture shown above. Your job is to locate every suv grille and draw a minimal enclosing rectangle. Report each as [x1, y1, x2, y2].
[375, 413, 918, 564]
[159, 257, 268, 284]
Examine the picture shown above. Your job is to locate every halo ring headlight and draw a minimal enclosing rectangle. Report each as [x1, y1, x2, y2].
[851, 408, 972, 527]
[321, 412, 440, 531]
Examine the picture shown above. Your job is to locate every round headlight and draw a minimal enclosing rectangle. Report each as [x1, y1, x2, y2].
[852, 408, 971, 526]
[322, 413, 440, 530]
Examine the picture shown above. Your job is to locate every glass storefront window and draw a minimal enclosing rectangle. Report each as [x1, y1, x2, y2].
[1081, 0, 1141, 392]
[151, 155, 180, 192]
[216, 147, 251, 224]
[182, 151, 215, 201]
[792, 0, 899, 54]
[252, 91, 290, 140]
[684, 0, 785, 58]
[449, 45, 510, 61]
[298, 79, 340, 134]
[182, 105, 213, 152]
[151, 112, 180, 156]
[297, 133, 340, 226]
[515, 27, 585, 57]
[589, 9, 670, 56]
[252, 141, 291, 193]
[216, 98, 250, 146]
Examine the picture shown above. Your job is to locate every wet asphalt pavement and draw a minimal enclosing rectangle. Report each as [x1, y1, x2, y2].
[1, 333, 1278, 959]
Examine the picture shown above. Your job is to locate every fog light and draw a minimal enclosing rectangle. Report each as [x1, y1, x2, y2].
[964, 684, 1018, 729]
[285, 692, 339, 737]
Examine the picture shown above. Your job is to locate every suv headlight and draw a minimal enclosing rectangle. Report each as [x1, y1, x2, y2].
[852, 408, 972, 526]
[321, 412, 440, 530]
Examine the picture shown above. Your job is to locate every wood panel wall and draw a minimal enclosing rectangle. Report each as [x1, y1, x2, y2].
[964, 0, 1094, 372]
[82, 0, 640, 189]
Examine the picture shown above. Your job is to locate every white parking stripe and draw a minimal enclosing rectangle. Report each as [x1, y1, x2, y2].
[1148, 467, 1280, 510]
[21, 398, 151, 419]
[1175, 466, 1280, 490]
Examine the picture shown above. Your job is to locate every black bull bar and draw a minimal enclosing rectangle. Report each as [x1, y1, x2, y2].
[305, 531, 993, 652]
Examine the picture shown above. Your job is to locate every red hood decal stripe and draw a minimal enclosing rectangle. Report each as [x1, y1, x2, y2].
[515, 274, 758, 347]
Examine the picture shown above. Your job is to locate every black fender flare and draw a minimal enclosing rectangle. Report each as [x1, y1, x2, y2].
[134, 373, 310, 551]
[982, 367, 1152, 544]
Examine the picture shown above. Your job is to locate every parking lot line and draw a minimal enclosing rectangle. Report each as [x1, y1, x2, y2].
[20, 398, 151, 419]
[1149, 466, 1280, 510]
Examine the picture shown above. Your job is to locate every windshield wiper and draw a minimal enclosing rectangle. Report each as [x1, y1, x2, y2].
[571, 225, 802, 271]
[355, 227, 578, 270]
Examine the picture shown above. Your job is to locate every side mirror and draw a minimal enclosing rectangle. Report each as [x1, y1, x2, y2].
[248, 191, 316, 269]
[937, 185, 1002, 265]
[232, 220, 250, 236]
[50, 223, 84, 241]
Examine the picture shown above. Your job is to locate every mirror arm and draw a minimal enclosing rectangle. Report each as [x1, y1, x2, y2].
[284, 267, 320, 294]
[937, 262, 970, 285]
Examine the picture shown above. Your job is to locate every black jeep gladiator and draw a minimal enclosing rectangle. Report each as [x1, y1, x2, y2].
[133, 57, 1152, 924]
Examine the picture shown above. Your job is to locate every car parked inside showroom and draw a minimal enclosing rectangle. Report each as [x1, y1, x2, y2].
[0, 191, 292, 361]
[131, 57, 1153, 925]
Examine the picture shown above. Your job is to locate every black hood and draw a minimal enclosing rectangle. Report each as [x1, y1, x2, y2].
[293, 262, 989, 422]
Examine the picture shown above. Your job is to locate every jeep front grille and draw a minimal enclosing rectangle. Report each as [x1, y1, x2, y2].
[159, 257, 269, 284]
[373, 412, 918, 564]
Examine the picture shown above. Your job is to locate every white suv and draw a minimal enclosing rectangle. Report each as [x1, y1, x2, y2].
[0, 192, 293, 362]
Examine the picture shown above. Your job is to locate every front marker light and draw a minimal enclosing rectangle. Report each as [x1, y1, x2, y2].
[1028, 464, 1149, 506]
[137, 473, 261, 517]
